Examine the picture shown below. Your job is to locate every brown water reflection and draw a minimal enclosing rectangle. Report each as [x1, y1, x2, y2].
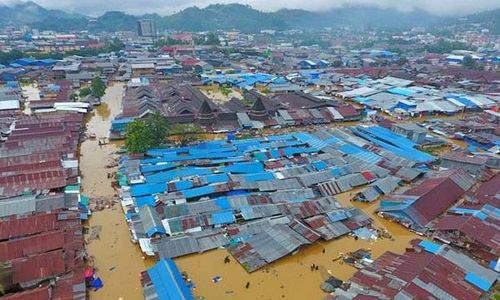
[81, 83, 152, 300]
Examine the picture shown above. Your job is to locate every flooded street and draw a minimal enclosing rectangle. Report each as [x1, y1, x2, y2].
[80, 82, 151, 300]
[176, 189, 418, 300]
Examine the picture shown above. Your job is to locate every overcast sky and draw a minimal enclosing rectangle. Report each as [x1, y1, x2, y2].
[2, 0, 500, 16]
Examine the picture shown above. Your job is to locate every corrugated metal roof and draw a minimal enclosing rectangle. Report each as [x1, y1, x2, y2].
[211, 211, 236, 225]
[139, 206, 166, 237]
[154, 236, 199, 259]
[146, 259, 193, 300]
[0, 195, 36, 217]
[0, 230, 65, 261]
[11, 250, 66, 284]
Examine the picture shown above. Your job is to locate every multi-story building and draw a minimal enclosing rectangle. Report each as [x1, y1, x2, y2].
[137, 19, 156, 38]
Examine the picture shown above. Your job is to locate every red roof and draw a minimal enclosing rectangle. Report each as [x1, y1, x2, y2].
[348, 239, 484, 300]
[0, 230, 65, 261]
[11, 250, 66, 284]
[2, 287, 49, 300]
[0, 214, 58, 240]
[408, 177, 466, 226]
[361, 170, 376, 182]
[335, 105, 360, 118]
[432, 215, 468, 230]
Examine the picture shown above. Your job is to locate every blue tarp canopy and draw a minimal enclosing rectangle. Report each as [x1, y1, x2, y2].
[131, 183, 167, 197]
[388, 87, 415, 96]
[243, 172, 275, 182]
[135, 195, 156, 208]
[215, 197, 231, 209]
[147, 259, 193, 300]
[91, 277, 103, 289]
[211, 211, 236, 225]
[221, 161, 264, 174]
[418, 240, 441, 254]
[465, 272, 493, 292]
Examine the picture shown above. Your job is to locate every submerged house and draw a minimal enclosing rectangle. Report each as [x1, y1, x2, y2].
[336, 239, 498, 299]
[379, 169, 475, 231]
[141, 259, 193, 300]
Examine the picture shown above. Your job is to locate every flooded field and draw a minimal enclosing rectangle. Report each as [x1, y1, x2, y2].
[176, 191, 418, 300]
[80, 83, 152, 300]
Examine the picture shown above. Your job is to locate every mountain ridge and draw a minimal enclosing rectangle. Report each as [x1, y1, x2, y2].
[0, 2, 499, 33]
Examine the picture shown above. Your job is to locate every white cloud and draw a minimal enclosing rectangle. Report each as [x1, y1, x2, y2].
[10, 0, 500, 16]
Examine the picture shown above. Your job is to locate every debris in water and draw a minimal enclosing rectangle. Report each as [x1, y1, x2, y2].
[352, 227, 378, 240]
[211, 276, 222, 283]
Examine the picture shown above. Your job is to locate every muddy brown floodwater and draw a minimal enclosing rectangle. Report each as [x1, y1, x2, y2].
[79, 86, 430, 300]
[175, 189, 419, 300]
[80, 82, 153, 300]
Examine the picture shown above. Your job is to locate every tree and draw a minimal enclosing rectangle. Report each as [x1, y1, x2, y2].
[332, 60, 343, 68]
[90, 77, 106, 99]
[462, 55, 476, 69]
[169, 124, 202, 146]
[395, 56, 408, 66]
[125, 112, 170, 153]
[70, 92, 79, 101]
[154, 37, 188, 47]
[195, 32, 220, 46]
[79, 87, 92, 97]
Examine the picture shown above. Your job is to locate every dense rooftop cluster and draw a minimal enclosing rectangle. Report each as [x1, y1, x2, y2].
[0, 7, 499, 299]
[0, 113, 88, 299]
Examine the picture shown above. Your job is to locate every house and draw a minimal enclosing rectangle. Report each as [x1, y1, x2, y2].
[316, 60, 330, 68]
[0, 86, 21, 111]
[391, 123, 427, 144]
[335, 105, 361, 121]
[379, 169, 476, 231]
[0, 68, 25, 81]
[336, 239, 498, 299]
[131, 63, 156, 76]
[193, 61, 214, 74]
[141, 259, 193, 300]
[441, 151, 488, 176]
[430, 207, 500, 262]
[297, 60, 317, 69]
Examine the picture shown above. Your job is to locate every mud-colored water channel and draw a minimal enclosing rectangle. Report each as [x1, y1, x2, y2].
[80, 83, 152, 300]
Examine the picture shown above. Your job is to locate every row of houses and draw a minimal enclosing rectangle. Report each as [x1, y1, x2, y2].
[110, 124, 470, 298]
[338, 170, 500, 299]
[0, 113, 90, 299]
[110, 82, 362, 138]
[337, 75, 499, 117]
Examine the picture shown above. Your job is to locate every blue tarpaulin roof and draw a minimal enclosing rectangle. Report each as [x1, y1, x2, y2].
[465, 272, 492, 292]
[211, 211, 236, 225]
[243, 172, 275, 182]
[147, 226, 166, 237]
[215, 197, 231, 209]
[206, 173, 229, 184]
[221, 161, 264, 174]
[135, 195, 156, 208]
[140, 163, 175, 174]
[147, 259, 193, 300]
[173, 180, 194, 191]
[183, 185, 215, 199]
[418, 240, 441, 254]
[131, 183, 167, 197]
[388, 87, 415, 96]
